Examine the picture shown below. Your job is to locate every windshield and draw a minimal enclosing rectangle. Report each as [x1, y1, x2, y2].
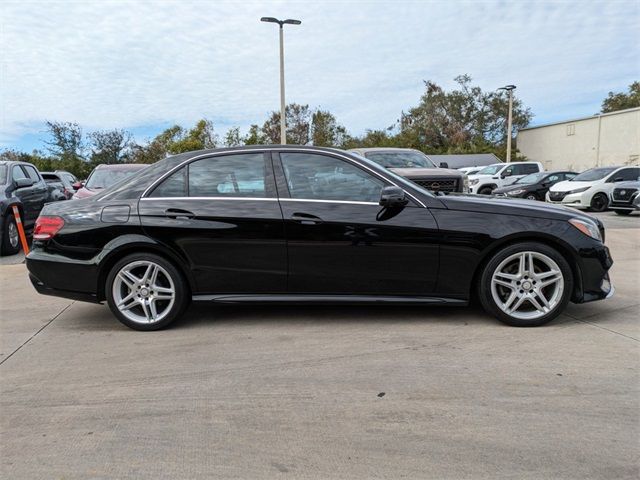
[515, 172, 547, 184]
[365, 151, 436, 169]
[571, 167, 617, 182]
[85, 168, 141, 189]
[477, 164, 502, 175]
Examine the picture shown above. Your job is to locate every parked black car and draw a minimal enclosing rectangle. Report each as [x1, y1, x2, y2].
[0, 160, 49, 255]
[26, 146, 613, 330]
[41, 172, 77, 200]
[493, 171, 577, 200]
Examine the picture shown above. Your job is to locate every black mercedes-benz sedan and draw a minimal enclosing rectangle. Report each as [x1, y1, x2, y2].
[25, 146, 614, 331]
[493, 171, 577, 200]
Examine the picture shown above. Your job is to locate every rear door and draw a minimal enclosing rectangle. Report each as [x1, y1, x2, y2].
[138, 151, 287, 295]
[273, 150, 440, 295]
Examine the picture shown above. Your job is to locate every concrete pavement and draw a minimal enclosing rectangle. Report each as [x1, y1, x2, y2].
[1, 212, 638, 479]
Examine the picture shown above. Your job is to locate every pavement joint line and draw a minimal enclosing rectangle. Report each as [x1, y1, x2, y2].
[0, 301, 75, 367]
[573, 318, 639, 342]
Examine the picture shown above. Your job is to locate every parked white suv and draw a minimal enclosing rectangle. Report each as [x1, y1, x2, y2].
[546, 165, 640, 211]
[468, 162, 544, 195]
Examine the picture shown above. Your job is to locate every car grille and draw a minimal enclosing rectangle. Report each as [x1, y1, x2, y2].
[612, 187, 637, 202]
[413, 178, 459, 193]
[549, 191, 567, 201]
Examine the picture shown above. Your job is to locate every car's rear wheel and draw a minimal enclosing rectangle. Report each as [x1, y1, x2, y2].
[478, 242, 573, 327]
[590, 193, 609, 212]
[106, 253, 189, 331]
[614, 209, 632, 216]
[478, 186, 493, 195]
[1, 213, 21, 256]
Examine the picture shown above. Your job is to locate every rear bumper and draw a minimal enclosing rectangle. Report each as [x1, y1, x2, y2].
[28, 273, 100, 303]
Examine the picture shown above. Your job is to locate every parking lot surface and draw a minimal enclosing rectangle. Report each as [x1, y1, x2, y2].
[1, 212, 638, 479]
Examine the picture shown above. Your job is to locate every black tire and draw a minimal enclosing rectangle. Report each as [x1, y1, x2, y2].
[105, 253, 190, 331]
[614, 209, 632, 216]
[525, 193, 539, 201]
[590, 193, 609, 212]
[1, 213, 21, 256]
[478, 242, 573, 327]
[478, 186, 493, 195]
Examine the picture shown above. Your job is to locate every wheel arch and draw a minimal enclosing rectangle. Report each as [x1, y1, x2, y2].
[470, 233, 582, 303]
[96, 239, 195, 301]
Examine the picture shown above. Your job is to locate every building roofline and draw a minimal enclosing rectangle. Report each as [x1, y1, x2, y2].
[519, 107, 640, 131]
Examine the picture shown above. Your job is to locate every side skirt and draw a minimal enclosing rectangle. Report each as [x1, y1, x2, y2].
[192, 294, 468, 306]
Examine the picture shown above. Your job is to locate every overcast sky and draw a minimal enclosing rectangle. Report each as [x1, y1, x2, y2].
[1, 0, 638, 151]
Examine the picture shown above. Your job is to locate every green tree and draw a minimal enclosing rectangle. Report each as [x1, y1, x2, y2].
[44, 121, 90, 176]
[88, 129, 132, 165]
[311, 110, 349, 147]
[601, 81, 640, 113]
[223, 127, 243, 147]
[262, 103, 311, 145]
[396, 75, 532, 158]
[243, 124, 267, 145]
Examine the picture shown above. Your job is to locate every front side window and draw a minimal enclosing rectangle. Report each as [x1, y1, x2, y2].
[611, 167, 640, 182]
[281, 153, 384, 203]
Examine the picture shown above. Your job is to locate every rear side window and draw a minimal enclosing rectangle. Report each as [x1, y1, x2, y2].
[12, 166, 27, 181]
[522, 164, 540, 174]
[149, 153, 269, 198]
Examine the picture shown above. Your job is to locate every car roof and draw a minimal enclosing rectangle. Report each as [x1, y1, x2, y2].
[93, 163, 148, 170]
[347, 147, 423, 154]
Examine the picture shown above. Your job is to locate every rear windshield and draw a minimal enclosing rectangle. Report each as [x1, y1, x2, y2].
[571, 167, 617, 182]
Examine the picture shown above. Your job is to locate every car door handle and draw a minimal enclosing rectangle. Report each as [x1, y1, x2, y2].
[165, 208, 195, 219]
[291, 212, 323, 225]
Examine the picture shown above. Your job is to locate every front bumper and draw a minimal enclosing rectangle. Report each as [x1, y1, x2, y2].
[573, 243, 614, 303]
[546, 191, 590, 209]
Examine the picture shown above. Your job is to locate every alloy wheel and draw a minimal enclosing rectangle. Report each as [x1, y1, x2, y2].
[590, 194, 608, 212]
[490, 251, 564, 320]
[112, 260, 175, 324]
[8, 220, 19, 248]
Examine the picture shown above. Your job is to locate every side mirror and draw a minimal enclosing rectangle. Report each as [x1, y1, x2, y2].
[72, 181, 84, 190]
[379, 186, 408, 207]
[439, 162, 449, 169]
[501, 170, 512, 178]
[14, 178, 35, 189]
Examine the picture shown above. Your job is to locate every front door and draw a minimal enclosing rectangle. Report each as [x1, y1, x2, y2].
[274, 151, 440, 295]
[138, 151, 287, 294]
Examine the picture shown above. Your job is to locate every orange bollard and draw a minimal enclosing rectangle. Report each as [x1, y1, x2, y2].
[11, 205, 30, 255]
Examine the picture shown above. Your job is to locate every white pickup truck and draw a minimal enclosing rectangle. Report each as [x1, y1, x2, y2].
[468, 162, 545, 195]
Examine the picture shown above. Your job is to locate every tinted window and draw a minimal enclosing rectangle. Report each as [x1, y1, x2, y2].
[188, 153, 267, 198]
[281, 153, 384, 203]
[23, 165, 41, 182]
[546, 175, 560, 183]
[522, 164, 539, 174]
[12, 166, 27, 181]
[150, 167, 187, 197]
[612, 167, 640, 182]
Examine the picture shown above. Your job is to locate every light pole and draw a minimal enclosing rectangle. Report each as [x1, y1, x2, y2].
[261, 17, 301, 144]
[498, 84, 516, 162]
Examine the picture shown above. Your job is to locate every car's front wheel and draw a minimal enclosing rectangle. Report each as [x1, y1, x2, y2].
[590, 193, 609, 212]
[478, 186, 493, 195]
[106, 253, 190, 331]
[525, 193, 539, 201]
[478, 242, 573, 327]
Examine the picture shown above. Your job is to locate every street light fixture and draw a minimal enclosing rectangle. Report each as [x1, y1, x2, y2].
[261, 16, 302, 145]
[498, 84, 516, 163]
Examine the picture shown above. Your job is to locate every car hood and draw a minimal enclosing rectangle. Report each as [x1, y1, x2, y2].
[549, 180, 596, 193]
[440, 193, 600, 223]
[389, 167, 463, 178]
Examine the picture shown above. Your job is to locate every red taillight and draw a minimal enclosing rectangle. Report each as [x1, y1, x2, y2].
[33, 216, 65, 241]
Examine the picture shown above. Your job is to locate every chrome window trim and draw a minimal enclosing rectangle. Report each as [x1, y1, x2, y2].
[279, 198, 379, 206]
[138, 147, 426, 207]
[140, 196, 278, 202]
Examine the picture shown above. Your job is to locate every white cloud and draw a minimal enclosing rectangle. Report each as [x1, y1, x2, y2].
[1, 0, 638, 147]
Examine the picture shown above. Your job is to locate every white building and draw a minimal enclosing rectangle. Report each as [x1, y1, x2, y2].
[517, 107, 639, 172]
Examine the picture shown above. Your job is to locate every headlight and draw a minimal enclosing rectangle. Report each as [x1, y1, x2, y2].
[508, 189, 525, 195]
[470, 178, 479, 186]
[569, 218, 602, 242]
[569, 186, 590, 194]
[463, 176, 469, 192]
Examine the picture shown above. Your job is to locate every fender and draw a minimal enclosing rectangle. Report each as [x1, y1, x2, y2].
[95, 234, 197, 300]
